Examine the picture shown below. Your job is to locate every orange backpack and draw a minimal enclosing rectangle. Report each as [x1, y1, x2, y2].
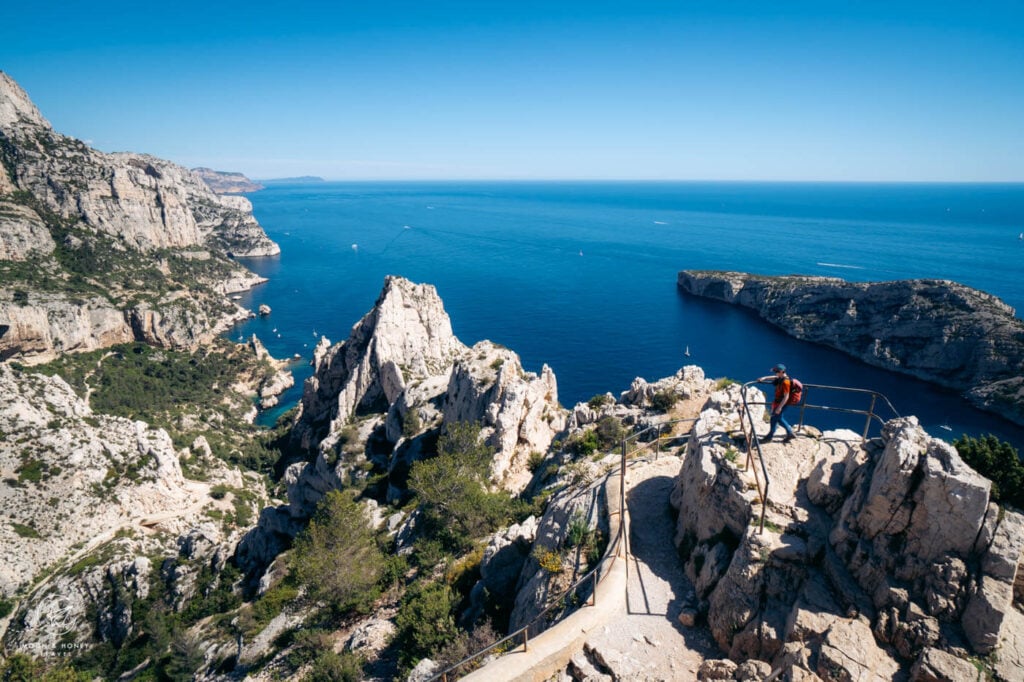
[787, 377, 804, 405]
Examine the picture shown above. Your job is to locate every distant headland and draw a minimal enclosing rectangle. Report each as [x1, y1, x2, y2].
[259, 175, 326, 184]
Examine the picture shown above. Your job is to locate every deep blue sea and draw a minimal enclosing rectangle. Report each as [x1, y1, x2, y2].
[228, 181, 1024, 451]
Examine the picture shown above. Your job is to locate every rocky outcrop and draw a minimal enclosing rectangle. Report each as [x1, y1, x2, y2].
[192, 167, 264, 194]
[0, 287, 257, 364]
[670, 386, 1024, 680]
[292, 276, 566, 492]
[0, 364, 196, 596]
[0, 362, 265, 657]
[0, 72, 277, 362]
[0, 72, 278, 256]
[0, 201, 54, 260]
[240, 277, 567, 574]
[677, 270, 1024, 426]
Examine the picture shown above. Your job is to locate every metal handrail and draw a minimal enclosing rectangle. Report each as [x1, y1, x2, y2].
[429, 417, 696, 681]
[738, 380, 900, 533]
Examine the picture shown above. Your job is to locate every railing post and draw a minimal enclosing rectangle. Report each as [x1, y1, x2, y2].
[523, 627, 529, 652]
[863, 394, 877, 441]
[591, 570, 597, 606]
[798, 387, 808, 430]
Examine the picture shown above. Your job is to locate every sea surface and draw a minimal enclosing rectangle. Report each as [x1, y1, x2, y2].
[228, 181, 1024, 451]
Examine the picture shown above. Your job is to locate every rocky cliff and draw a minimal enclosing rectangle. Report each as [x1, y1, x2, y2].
[193, 167, 264, 194]
[292, 275, 566, 495]
[239, 277, 568, 573]
[0, 71, 280, 363]
[0, 361, 267, 658]
[669, 384, 1024, 681]
[678, 270, 1024, 426]
[0, 72, 277, 256]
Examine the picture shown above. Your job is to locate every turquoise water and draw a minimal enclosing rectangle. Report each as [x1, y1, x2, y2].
[229, 181, 1024, 450]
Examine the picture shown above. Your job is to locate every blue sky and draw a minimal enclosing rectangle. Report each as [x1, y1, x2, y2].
[3, 1, 1023, 181]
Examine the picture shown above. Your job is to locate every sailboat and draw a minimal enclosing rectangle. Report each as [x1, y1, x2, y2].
[684, 345, 691, 357]
[1018, 232, 1023, 240]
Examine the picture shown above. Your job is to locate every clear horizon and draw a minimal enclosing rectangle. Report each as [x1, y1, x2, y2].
[4, 1, 1023, 182]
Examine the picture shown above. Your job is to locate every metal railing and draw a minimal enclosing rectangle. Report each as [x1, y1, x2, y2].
[428, 417, 696, 681]
[737, 380, 900, 533]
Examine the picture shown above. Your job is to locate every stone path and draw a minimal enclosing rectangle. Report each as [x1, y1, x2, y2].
[576, 455, 720, 680]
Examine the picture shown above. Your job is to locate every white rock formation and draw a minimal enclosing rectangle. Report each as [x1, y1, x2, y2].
[669, 393, 1024, 680]
[0, 365, 201, 597]
[0, 71, 277, 363]
[293, 276, 566, 493]
[0, 72, 278, 257]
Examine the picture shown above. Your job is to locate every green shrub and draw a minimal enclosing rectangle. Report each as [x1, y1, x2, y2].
[247, 582, 299, 635]
[11, 522, 41, 539]
[565, 429, 598, 456]
[954, 434, 1024, 509]
[291, 490, 385, 615]
[564, 513, 592, 549]
[306, 649, 365, 682]
[408, 422, 517, 550]
[650, 389, 679, 413]
[526, 450, 545, 473]
[715, 377, 738, 390]
[595, 416, 627, 449]
[587, 394, 613, 409]
[394, 581, 459, 668]
[15, 459, 44, 484]
[0, 598, 13, 618]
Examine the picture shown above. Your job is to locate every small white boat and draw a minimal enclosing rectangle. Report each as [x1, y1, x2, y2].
[939, 423, 953, 432]
[684, 345, 691, 357]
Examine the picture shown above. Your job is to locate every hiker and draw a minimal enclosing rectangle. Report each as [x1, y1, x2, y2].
[759, 363, 796, 444]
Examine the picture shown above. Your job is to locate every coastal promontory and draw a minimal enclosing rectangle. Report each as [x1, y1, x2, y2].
[192, 167, 265, 194]
[677, 270, 1024, 426]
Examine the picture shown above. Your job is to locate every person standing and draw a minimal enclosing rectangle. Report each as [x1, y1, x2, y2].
[760, 364, 796, 444]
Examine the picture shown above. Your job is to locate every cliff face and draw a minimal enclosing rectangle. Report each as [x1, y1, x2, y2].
[0, 72, 278, 362]
[0, 72, 278, 256]
[192, 167, 264, 194]
[670, 387, 1024, 680]
[678, 270, 1024, 426]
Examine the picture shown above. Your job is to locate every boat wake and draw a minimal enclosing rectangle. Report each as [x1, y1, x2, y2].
[817, 262, 865, 270]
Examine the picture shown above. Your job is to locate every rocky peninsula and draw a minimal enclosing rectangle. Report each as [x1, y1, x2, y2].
[193, 167, 265, 194]
[678, 270, 1024, 427]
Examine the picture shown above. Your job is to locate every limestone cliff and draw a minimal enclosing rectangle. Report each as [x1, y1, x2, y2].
[193, 167, 264, 194]
[238, 276, 567, 573]
[678, 270, 1024, 426]
[292, 275, 566, 495]
[0, 362, 267, 656]
[0, 72, 278, 256]
[669, 385, 1024, 680]
[0, 71, 279, 362]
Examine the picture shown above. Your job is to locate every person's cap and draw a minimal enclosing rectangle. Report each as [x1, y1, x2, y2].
[771, 364, 786, 373]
